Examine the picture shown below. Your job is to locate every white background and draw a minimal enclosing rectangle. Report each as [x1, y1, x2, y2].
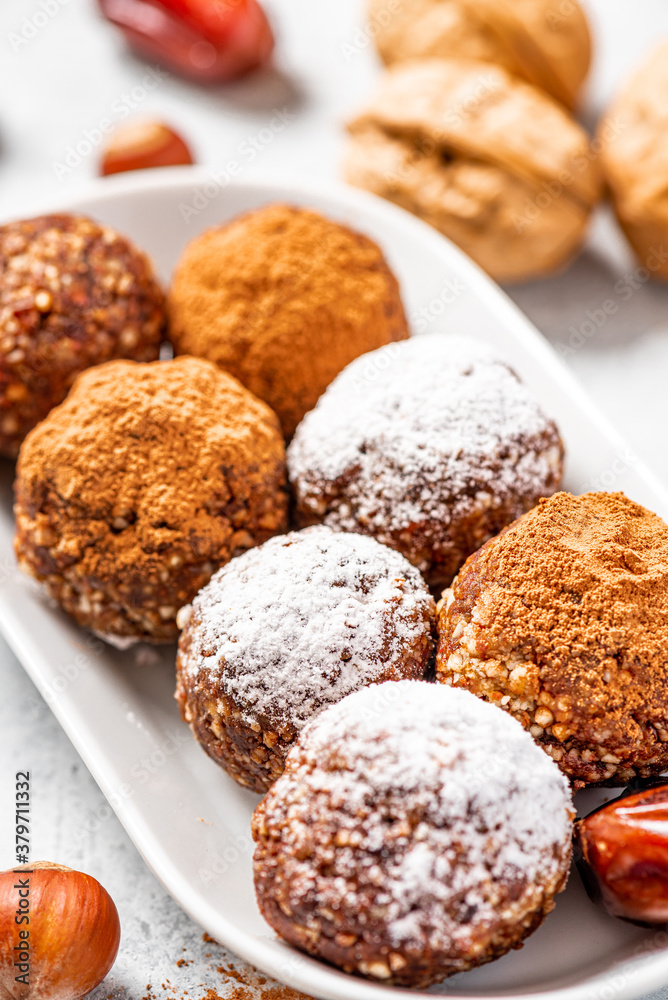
[1, 1, 668, 997]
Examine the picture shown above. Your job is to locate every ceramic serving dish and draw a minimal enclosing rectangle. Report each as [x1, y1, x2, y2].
[2, 168, 668, 1000]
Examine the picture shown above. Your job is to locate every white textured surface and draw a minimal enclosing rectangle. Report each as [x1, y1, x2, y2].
[1, 1, 668, 998]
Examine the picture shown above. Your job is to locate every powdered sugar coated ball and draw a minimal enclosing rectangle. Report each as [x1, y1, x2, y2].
[288, 333, 563, 589]
[252, 680, 574, 988]
[176, 526, 436, 792]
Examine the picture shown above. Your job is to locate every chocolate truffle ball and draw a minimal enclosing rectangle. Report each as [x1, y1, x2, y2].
[252, 681, 573, 988]
[14, 356, 287, 644]
[288, 334, 563, 590]
[168, 203, 409, 437]
[0, 213, 165, 457]
[176, 526, 436, 792]
[436, 492, 668, 786]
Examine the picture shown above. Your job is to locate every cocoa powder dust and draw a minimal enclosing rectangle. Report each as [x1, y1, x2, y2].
[440, 491, 668, 753]
[140, 933, 312, 1000]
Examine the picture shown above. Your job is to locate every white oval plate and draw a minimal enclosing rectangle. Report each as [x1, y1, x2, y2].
[2, 169, 668, 1000]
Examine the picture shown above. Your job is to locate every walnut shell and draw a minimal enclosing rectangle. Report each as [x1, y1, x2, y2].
[367, 0, 591, 110]
[597, 43, 668, 281]
[344, 59, 601, 283]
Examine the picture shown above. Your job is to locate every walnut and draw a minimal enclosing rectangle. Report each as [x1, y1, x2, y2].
[344, 59, 601, 283]
[367, 0, 591, 110]
[597, 42, 668, 281]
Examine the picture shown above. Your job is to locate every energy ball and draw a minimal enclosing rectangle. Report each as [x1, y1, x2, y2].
[368, 0, 591, 110]
[288, 334, 563, 591]
[14, 356, 287, 644]
[252, 680, 573, 988]
[344, 60, 601, 283]
[168, 203, 409, 437]
[176, 526, 436, 792]
[436, 492, 668, 786]
[0, 213, 165, 457]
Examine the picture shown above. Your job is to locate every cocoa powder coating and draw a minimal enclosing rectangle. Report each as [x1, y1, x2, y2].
[14, 356, 288, 643]
[436, 491, 668, 784]
[168, 203, 409, 437]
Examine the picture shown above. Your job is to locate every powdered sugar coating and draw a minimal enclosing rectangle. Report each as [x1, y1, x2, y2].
[252, 681, 573, 986]
[178, 526, 435, 731]
[287, 333, 563, 588]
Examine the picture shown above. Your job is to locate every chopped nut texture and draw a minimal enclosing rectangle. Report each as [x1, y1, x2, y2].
[0, 213, 165, 456]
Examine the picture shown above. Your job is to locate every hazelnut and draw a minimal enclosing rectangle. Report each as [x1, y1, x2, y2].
[344, 59, 601, 283]
[0, 861, 120, 998]
[597, 42, 668, 280]
[100, 119, 194, 177]
[368, 0, 592, 110]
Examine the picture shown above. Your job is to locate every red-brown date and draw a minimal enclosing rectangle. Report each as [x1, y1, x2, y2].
[575, 784, 668, 924]
[98, 0, 274, 84]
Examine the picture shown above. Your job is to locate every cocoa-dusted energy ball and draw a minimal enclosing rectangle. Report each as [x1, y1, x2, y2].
[344, 60, 601, 283]
[0, 214, 165, 457]
[368, 0, 591, 110]
[252, 681, 574, 988]
[168, 203, 409, 437]
[436, 492, 668, 786]
[288, 334, 563, 591]
[176, 526, 436, 792]
[14, 357, 287, 644]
